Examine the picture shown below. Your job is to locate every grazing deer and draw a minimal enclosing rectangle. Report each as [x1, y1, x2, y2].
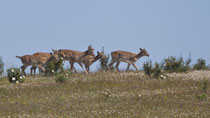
[109, 48, 149, 72]
[16, 52, 59, 75]
[30, 52, 51, 75]
[52, 45, 95, 74]
[81, 51, 106, 72]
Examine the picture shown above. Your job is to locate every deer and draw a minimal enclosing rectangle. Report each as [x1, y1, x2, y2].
[16, 52, 59, 75]
[30, 52, 51, 75]
[81, 51, 106, 72]
[52, 45, 95, 74]
[108, 48, 149, 72]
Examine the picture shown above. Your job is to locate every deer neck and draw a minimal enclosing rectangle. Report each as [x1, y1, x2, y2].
[91, 55, 100, 64]
[136, 52, 144, 60]
[81, 51, 89, 59]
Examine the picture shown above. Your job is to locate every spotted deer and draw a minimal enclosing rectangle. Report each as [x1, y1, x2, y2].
[81, 51, 106, 72]
[30, 52, 51, 75]
[16, 52, 59, 75]
[109, 48, 149, 72]
[52, 45, 95, 74]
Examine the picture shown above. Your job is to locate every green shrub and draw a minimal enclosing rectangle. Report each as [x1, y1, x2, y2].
[163, 56, 191, 73]
[45, 58, 64, 76]
[143, 60, 153, 78]
[0, 57, 4, 76]
[55, 74, 68, 83]
[193, 58, 207, 70]
[98, 47, 111, 71]
[153, 62, 164, 79]
[7, 67, 25, 84]
[143, 60, 164, 79]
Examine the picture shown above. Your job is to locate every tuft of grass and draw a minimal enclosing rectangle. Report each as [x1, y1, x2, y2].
[55, 74, 68, 83]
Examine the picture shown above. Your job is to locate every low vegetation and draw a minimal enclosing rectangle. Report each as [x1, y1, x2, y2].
[193, 58, 208, 70]
[7, 67, 25, 84]
[0, 71, 210, 117]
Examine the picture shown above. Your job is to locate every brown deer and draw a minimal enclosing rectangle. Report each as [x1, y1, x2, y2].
[16, 52, 59, 75]
[30, 52, 51, 75]
[52, 45, 95, 74]
[81, 51, 106, 72]
[109, 48, 149, 72]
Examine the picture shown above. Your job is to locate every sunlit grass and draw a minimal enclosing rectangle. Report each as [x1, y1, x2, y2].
[0, 71, 210, 117]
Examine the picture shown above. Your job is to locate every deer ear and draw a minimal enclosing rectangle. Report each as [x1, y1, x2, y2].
[97, 51, 99, 54]
[139, 48, 143, 51]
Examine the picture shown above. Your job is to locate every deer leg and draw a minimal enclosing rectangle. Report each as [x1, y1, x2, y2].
[115, 61, 120, 72]
[30, 66, 36, 76]
[131, 62, 138, 71]
[38, 67, 42, 75]
[126, 63, 131, 71]
[78, 63, 88, 74]
[30, 67, 33, 76]
[87, 65, 90, 72]
[109, 59, 117, 70]
[33, 67, 36, 75]
[85, 65, 90, 72]
[70, 62, 77, 73]
[38, 65, 45, 73]
[21, 65, 28, 75]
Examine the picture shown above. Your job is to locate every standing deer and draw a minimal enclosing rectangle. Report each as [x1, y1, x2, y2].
[30, 52, 51, 75]
[81, 51, 106, 72]
[16, 52, 59, 75]
[52, 45, 95, 74]
[109, 48, 149, 72]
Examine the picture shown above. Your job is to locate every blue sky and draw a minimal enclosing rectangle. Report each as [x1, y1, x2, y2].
[0, 0, 210, 72]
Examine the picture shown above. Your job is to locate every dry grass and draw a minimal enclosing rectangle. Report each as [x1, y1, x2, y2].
[0, 71, 210, 117]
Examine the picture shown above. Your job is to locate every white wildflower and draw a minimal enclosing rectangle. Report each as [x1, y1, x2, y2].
[11, 69, 14, 73]
[16, 81, 19, 84]
[160, 75, 166, 79]
[22, 75, 25, 78]
[51, 70, 55, 73]
[20, 76, 23, 79]
[12, 77, 16, 81]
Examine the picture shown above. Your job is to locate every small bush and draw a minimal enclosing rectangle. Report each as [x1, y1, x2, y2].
[143, 60, 164, 79]
[0, 57, 4, 76]
[98, 47, 111, 71]
[143, 60, 152, 78]
[55, 74, 68, 83]
[45, 58, 64, 76]
[193, 58, 207, 70]
[163, 56, 191, 73]
[153, 62, 164, 79]
[7, 67, 25, 84]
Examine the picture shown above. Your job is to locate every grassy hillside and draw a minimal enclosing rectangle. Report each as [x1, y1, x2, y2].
[0, 71, 210, 117]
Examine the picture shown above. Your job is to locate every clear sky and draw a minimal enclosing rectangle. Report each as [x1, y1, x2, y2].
[0, 0, 210, 72]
